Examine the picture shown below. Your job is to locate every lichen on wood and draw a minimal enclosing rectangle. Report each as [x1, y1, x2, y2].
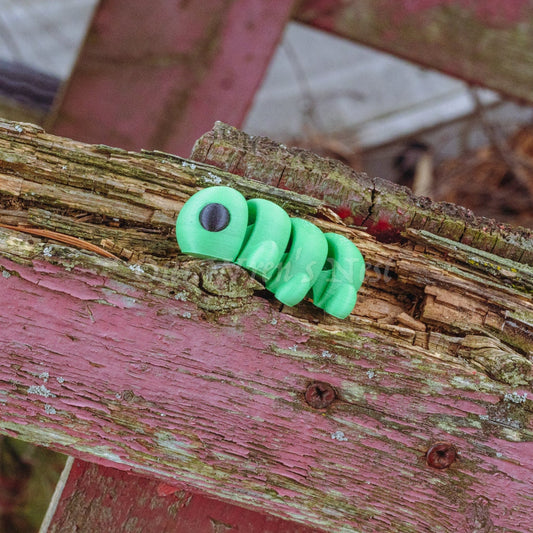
[192, 122, 533, 265]
[0, 118, 532, 532]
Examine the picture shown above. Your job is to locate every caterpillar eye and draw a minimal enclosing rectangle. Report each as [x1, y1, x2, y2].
[199, 203, 230, 232]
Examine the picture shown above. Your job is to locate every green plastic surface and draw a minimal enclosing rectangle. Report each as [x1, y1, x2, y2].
[175, 186, 248, 261]
[267, 218, 328, 306]
[235, 198, 292, 280]
[175, 187, 366, 319]
[311, 233, 366, 319]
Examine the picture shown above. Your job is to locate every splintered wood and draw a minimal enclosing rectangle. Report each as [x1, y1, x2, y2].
[0, 119, 531, 532]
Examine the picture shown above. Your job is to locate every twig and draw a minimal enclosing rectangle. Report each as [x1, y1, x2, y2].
[0, 223, 120, 260]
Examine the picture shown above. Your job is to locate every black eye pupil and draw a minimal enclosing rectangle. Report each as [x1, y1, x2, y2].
[199, 203, 230, 232]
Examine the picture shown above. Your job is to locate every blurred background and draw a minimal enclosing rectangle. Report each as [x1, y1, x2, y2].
[1, 0, 532, 530]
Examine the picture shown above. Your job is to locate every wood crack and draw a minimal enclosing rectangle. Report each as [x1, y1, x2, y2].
[0, 117, 532, 533]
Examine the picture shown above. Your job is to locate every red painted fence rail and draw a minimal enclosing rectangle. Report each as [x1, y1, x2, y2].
[49, 0, 297, 156]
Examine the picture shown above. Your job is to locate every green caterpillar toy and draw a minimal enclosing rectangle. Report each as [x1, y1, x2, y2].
[176, 186, 365, 319]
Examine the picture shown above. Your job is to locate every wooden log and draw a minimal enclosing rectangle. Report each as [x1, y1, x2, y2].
[42, 459, 319, 532]
[48, 0, 296, 156]
[296, 0, 533, 105]
[191, 121, 533, 265]
[0, 118, 532, 532]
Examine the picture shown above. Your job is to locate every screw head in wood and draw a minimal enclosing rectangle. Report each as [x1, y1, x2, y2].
[426, 442, 457, 469]
[305, 381, 336, 409]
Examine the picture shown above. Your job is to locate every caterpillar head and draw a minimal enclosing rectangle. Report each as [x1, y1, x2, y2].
[176, 186, 292, 279]
[176, 186, 248, 261]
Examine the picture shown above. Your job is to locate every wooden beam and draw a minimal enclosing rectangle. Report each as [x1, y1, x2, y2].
[0, 119, 532, 532]
[192, 122, 533, 265]
[295, 0, 533, 104]
[48, 0, 296, 155]
[42, 459, 319, 532]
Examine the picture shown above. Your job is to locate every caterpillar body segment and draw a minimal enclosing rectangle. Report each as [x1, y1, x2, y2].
[235, 198, 292, 280]
[266, 218, 328, 307]
[311, 233, 366, 319]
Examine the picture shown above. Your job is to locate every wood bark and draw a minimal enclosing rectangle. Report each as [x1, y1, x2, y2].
[0, 118, 532, 532]
[192, 122, 533, 266]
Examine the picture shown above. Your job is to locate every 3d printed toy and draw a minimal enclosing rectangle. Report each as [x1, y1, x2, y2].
[176, 186, 365, 318]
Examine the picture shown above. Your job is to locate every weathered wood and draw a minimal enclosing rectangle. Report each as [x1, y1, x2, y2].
[48, 0, 296, 156]
[42, 459, 319, 533]
[0, 118, 532, 532]
[296, 0, 533, 105]
[192, 121, 533, 265]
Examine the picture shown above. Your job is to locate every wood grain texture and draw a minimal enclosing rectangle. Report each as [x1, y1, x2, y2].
[44, 459, 320, 533]
[0, 118, 532, 532]
[191, 121, 533, 265]
[49, 0, 296, 156]
[296, 0, 533, 104]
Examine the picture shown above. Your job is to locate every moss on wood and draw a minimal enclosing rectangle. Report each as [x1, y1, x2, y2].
[0, 118, 531, 532]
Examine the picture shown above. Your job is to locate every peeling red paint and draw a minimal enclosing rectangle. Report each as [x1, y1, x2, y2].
[335, 206, 352, 220]
[156, 482, 182, 497]
[365, 217, 401, 243]
[335, 207, 402, 242]
[49, 460, 321, 532]
[296, 0, 533, 105]
[302, 0, 529, 27]
[51, 0, 297, 156]
[1, 255, 532, 531]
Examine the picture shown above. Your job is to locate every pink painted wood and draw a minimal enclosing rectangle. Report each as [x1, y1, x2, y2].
[296, 0, 533, 104]
[49, 0, 296, 156]
[44, 459, 320, 532]
[0, 249, 531, 531]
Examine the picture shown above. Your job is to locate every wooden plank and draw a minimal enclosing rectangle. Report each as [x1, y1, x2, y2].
[0, 118, 532, 532]
[295, 0, 533, 104]
[48, 0, 295, 155]
[41, 459, 319, 533]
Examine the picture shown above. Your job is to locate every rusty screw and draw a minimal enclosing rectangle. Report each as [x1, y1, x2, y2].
[305, 382, 336, 409]
[426, 442, 457, 469]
